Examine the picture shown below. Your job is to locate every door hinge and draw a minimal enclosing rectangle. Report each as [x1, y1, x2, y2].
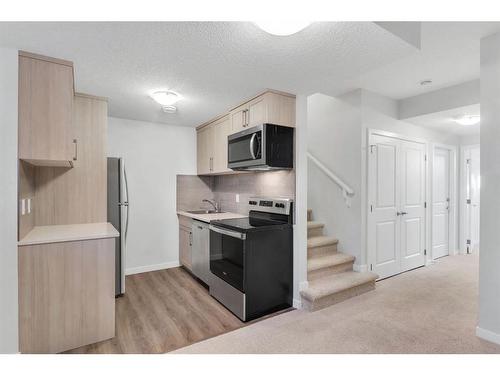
[370, 144, 376, 154]
[370, 204, 373, 213]
[424, 201, 427, 208]
[424, 154, 427, 161]
[466, 199, 471, 204]
[424, 249, 427, 255]
[466, 239, 471, 245]
[466, 158, 471, 165]
[370, 264, 373, 271]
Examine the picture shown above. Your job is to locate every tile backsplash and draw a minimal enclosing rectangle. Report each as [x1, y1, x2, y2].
[176, 170, 295, 215]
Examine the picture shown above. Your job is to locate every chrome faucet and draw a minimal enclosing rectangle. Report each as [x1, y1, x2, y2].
[202, 199, 220, 213]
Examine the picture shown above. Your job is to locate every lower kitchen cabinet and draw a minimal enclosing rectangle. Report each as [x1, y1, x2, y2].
[179, 216, 193, 271]
[18, 237, 115, 353]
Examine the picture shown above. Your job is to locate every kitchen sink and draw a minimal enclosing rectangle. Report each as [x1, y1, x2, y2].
[186, 210, 225, 214]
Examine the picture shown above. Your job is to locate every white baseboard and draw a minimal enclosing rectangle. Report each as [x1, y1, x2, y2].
[476, 326, 500, 345]
[293, 298, 302, 309]
[125, 261, 180, 276]
[353, 264, 368, 272]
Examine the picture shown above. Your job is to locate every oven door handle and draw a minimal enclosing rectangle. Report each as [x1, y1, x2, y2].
[209, 225, 246, 240]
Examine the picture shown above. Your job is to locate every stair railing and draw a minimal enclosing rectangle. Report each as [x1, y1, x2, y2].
[307, 152, 354, 208]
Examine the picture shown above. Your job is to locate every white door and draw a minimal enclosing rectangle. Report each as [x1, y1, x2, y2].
[400, 140, 427, 271]
[466, 146, 481, 252]
[432, 147, 450, 259]
[368, 133, 426, 279]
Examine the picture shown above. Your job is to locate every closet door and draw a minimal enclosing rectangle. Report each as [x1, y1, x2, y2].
[368, 132, 427, 279]
[368, 134, 401, 279]
[399, 140, 426, 272]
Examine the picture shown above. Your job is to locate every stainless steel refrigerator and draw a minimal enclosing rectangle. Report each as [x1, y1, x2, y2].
[107, 157, 129, 297]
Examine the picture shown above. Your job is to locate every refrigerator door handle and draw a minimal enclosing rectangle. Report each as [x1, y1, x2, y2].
[123, 163, 130, 244]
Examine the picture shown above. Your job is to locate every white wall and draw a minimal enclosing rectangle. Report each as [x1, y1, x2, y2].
[477, 32, 500, 345]
[107, 117, 197, 275]
[0, 47, 19, 353]
[294, 95, 309, 307]
[307, 91, 363, 262]
[308, 89, 461, 268]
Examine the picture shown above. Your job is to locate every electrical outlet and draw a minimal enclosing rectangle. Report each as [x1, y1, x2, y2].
[235, 194, 240, 203]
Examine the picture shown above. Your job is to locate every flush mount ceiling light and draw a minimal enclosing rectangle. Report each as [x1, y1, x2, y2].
[453, 115, 480, 126]
[255, 20, 311, 36]
[150, 90, 181, 113]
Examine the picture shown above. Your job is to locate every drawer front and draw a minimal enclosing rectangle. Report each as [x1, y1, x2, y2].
[178, 214, 192, 229]
[209, 274, 246, 321]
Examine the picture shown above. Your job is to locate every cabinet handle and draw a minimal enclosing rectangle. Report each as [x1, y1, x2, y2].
[243, 109, 247, 127]
[189, 232, 192, 246]
[73, 139, 78, 161]
[245, 109, 249, 127]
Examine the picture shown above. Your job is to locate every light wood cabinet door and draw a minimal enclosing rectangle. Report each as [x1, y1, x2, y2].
[179, 225, 192, 270]
[18, 238, 115, 353]
[213, 115, 231, 173]
[265, 92, 296, 128]
[230, 103, 247, 134]
[247, 95, 267, 128]
[18, 53, 75, 167]
[197, 126, 211, 175]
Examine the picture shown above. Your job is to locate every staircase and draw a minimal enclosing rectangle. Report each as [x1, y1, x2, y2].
[300, 209, 378, 311]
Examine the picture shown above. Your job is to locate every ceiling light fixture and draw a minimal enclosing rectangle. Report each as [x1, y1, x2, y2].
[453, 115, 480, 126]
[255, 21, 311, 36]
[150, 90, 181, 113]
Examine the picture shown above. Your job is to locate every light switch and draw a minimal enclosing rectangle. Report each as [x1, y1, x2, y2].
[21, 199, 26, 215]
[235, 194, 240, 203]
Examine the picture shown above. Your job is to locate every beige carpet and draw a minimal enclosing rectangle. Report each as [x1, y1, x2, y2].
[173, 254, 500, 353]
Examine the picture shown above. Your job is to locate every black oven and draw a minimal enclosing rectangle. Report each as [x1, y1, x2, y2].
[227, 123, 294, 170]
[208, 197, 293, 322]
[209, 226, 246, 292]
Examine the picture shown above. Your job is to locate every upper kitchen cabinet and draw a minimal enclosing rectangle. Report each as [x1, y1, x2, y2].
[197, 115, 231, 175]
[229, 91, 296, 134]
[18, 51, 75, 168]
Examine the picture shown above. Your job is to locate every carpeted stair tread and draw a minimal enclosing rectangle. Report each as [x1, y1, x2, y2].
[301, 271, 378, 302]
[307, 252, 355, 272]
[308, 236, 338, 248]
[307, 221, 324, 229]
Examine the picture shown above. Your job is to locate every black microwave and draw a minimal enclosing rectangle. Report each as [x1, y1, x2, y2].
[227, 123, 294, 171]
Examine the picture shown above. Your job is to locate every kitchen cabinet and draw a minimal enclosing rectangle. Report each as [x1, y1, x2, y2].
[18, 236, 116, 353]
[191, 220, 211, 285]
[229, 91, 295, 134]
[196, 90, 295, 176]
[178, 215, 193, 271]
[197, 115, 231, 175]
[18, 51, 76, 168]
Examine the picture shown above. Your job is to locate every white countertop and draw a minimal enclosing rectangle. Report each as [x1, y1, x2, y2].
[18, 222, 119, 246]
[177, 210, 247, 223]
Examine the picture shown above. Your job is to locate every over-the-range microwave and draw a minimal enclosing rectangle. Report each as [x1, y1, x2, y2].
[227, 123, 294, 171]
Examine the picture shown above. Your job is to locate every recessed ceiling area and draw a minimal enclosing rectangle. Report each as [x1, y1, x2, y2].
[405, 103, 480, 136]
[1, 22, 499, 127]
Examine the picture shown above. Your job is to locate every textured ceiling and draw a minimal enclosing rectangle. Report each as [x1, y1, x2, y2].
[1, 22, 499, 127]
[405, 104, 480, 136]
[0, 22, 416, 127]
[359, 22, 500, 99]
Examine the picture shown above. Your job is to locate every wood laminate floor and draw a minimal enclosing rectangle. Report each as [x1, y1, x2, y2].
[65, 267, 248, 354]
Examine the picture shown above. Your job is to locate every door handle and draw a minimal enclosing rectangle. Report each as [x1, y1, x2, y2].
[397, 211, 408, 216]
